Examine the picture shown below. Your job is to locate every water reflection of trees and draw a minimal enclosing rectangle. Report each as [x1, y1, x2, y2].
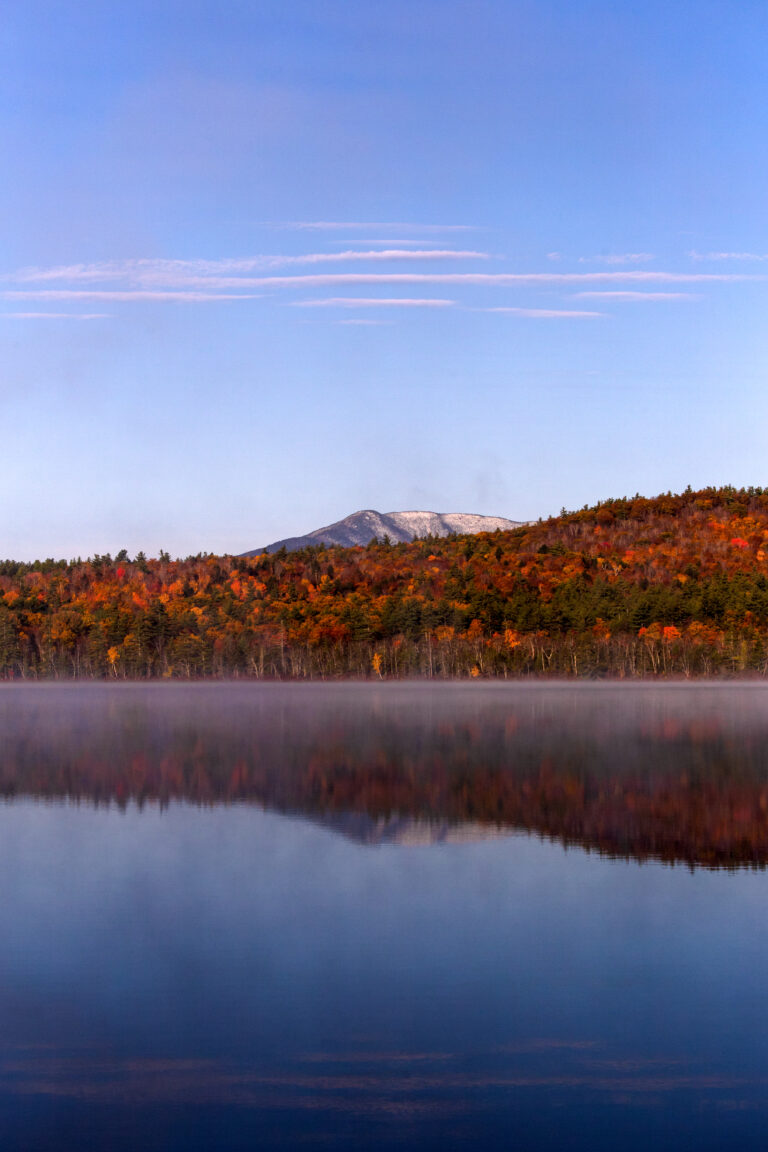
[3, 688, 768, 869]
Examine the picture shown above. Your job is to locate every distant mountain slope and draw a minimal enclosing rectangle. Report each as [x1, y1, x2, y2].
[243, 509, 523, 555]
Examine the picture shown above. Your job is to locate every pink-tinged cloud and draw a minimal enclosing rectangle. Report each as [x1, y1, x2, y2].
[4, 270, 766, 308]
[294, 297, 456, 308]
[335, 318, 393, 326]
[275, 221, 479, 232]
[8, 264, 767, 294]
[10, 250, 490, 286]
[578, 253, 655, 265]
[1, 311, 111, 319]
[278, 248, 488, 265]
[484, 306, 603, 318]
[329, 238, 460, 248]
[689, 250, 768, 262]
[573, 291, 697, 300]
[2, 290, 261, 302]
[176, 270, 765, 288]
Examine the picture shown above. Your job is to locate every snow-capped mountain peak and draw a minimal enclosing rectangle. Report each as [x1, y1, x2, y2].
[243, 508, 524, 555]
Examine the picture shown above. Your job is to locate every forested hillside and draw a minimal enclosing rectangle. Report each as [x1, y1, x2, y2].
[4, 486, 768, 678]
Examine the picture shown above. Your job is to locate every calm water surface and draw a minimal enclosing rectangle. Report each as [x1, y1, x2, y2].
[1, 682, 768, 1150]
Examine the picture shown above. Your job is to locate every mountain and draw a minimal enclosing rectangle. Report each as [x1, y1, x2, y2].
[243, 509, 523, 555]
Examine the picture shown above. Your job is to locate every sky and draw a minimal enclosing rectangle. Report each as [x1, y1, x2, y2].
[3, 0, 768, 560]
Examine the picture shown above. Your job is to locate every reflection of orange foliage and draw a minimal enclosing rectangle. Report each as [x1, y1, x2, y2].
[3, 697, 768, 868]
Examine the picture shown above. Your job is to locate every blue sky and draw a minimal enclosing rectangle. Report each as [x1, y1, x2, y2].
[3, 0, 768, 559]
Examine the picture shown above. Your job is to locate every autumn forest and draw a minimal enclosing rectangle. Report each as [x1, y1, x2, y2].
[5, 486, 768, 679]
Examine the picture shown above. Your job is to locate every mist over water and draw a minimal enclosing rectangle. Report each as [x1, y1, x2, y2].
[3, 681, 768, 864]
[2, 683, 768, 1149]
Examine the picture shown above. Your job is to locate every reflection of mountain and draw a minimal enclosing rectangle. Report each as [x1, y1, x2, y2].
[307, 813, 515, 846]
[3, 683, 768, 869]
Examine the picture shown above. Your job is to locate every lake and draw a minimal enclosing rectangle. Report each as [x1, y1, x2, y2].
[1, 681, 768, 1150]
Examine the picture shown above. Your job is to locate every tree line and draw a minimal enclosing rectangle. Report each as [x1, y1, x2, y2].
[4, 485, 768, 678]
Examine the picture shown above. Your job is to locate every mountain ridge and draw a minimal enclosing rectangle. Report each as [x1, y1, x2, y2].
[243, 508, 524, 555]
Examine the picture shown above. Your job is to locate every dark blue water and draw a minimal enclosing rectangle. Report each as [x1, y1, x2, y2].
[2, 683, 768, 1150]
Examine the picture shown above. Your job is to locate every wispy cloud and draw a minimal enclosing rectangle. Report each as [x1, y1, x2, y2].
[1, 311, 111, 319]
[335, 318, 393, 326]
[2, 258, 765, 322]
[9, 250, 489, 287]
[273, 221, 479, 232]
[484, 306, 603, 318]
[294, 297, 456, 308]
[689, 250, 768, 262]
[2, 290, 261, 302]
[578, 253, 655, 265]
[573, 291, 697, 301]
[4, 269, 764, 305]
[291, 248, 487, 264]
[327, 238, 459, 248]
[166, 271, 766, 289]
